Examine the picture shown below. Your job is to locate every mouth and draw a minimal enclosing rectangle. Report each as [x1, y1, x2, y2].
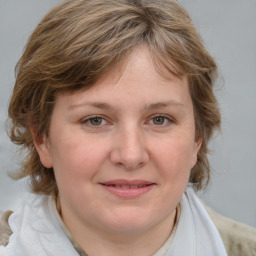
[104, 184, 151, 188]
[99, 180, 156, 198]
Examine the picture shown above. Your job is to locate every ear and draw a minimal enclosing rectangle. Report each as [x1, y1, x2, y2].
[30, 126, 53, 168]
[191, 137, 202, 168]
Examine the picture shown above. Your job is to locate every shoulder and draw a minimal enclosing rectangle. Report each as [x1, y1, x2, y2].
[0, 210, 13, 247]
[0, 194, 49, 248]
[206, 206, 256, 256]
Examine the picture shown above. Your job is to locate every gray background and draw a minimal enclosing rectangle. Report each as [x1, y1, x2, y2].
[0, 0, 255, 228]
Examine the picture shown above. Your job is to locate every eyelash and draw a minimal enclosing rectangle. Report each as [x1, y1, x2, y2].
[148, 115, 174, 126]
[80, 114, 174, 128]
[81, 115, 108, 128]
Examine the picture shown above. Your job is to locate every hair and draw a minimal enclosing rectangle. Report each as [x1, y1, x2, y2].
[8, 0, 221, 194]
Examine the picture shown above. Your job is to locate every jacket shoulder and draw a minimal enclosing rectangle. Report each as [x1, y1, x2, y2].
[206, 206, 256, 256]
[0, 210, 13, 246]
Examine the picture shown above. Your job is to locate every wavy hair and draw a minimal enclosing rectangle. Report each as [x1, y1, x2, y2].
[8, 0, 221, 194]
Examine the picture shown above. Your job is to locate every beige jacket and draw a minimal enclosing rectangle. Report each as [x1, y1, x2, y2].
[206, 207, 256, 256]
[1, 208, 256, 255]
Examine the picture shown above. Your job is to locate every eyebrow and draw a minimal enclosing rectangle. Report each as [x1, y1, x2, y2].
[145, 101, 184, 111]
[68, 102, 113, 111]
[68, 100, 184, 111]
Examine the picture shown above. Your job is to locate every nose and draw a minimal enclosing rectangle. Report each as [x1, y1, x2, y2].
[110, 125, 149, 170]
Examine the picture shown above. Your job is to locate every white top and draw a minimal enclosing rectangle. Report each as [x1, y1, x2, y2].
[0, 187, 227, 256]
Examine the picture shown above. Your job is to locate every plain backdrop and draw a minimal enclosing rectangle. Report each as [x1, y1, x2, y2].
[0, 0, 255, 228]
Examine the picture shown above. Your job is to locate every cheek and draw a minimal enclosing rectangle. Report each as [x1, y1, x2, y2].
[152, 137, 195, 180]
[51, 145, 97, 205]
[49, 135, 110, 186]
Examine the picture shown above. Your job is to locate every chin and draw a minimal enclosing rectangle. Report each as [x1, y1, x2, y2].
[102, 210, 159, 234]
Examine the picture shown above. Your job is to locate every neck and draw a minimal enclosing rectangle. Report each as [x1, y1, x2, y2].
[61, 208, 177, 256]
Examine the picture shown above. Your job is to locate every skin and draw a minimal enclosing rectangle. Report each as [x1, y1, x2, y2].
[34, 46, 201, 256]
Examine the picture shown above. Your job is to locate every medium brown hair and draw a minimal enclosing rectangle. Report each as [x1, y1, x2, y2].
[8, 0, 221, 194]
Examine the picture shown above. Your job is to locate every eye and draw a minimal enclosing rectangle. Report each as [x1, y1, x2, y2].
[81, 116, 107, 127]
[149, 115, 173, 126]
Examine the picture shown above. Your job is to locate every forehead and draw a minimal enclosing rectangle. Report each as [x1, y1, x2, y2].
[99, 45, 185, 86]
[54, 46, 191, 114]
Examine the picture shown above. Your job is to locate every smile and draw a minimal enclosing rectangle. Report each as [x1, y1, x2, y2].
[100, 180, 156, 198]
[105, 184, 150, 188]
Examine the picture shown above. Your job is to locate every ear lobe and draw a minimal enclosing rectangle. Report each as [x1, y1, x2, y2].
[195, 137, 202, 152]
[30, 126, 53, 168]
[191, 138, 202, 168]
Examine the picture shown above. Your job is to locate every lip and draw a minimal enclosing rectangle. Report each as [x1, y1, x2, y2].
[99, 179, 156, 199]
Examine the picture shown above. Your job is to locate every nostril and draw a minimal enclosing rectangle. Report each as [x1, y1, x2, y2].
[110, 130, 149, 169]
[110, 151, 149, 170]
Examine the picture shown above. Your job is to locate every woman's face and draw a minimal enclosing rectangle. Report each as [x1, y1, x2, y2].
[36, 46, 201, 237]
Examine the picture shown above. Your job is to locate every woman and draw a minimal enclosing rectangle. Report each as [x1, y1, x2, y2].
[0, 0, 255, 255]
